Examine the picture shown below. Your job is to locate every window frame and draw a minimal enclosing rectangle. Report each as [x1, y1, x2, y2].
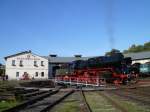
[34, 61, 38, 67]
[35, 72, 38, 77]
[16, 72, 19, 77]
[41, 61, 44, 66]
[19, 60, 23, 67]
[41, 72, 44, 77]
[12, 60, 16, 66]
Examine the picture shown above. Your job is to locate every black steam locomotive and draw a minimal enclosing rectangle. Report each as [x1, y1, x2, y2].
[56, 53, 139, 85]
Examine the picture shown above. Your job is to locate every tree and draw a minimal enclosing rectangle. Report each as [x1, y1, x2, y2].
[135, 45, 144, 52]
[123, 41, 150, 53]
[129, 44, 137, 52]
[144, 42, 150, 50]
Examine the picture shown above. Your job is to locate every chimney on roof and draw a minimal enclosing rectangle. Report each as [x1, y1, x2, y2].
[49, 54, 57, 57]
[74, 55, 82, 58]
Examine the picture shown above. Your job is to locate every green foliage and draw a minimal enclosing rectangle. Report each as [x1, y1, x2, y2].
[0, 101, 19, 111]
[51, 93, 79, 112]
[123, 41, 150, 53]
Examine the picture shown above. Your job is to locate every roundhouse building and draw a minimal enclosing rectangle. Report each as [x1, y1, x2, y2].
[124, 51, 150, 64]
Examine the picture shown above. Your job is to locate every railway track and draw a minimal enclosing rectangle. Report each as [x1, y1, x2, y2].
[80, 89, 92, 112]
[80, 90, 127, 112]
[79, 88, 129, 112]
[3, 89, 74, 112]
[14, 88, 42, 100]
[125, 88, 150, 97]
[98, 91, 128, 112]
[110, 89, 150, 106]
[137, 86, 150, 93]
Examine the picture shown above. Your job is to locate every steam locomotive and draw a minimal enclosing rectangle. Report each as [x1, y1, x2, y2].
[56, 53, 139, 85]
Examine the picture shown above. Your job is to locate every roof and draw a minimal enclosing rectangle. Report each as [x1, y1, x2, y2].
[4, 50, 47, 60]
[4, 51, 31, 60]
[124, 51, 150, 60]
[43, 56, 89, 63]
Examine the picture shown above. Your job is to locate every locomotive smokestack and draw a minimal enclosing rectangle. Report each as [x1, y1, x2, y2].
[74, 55, 82, 58]
[105, 0, 115, 49]
[49, 54, 57, 57]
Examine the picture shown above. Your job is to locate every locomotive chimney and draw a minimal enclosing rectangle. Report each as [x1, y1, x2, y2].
[74, 55, 82, 58]
[49, 54, 57, 57]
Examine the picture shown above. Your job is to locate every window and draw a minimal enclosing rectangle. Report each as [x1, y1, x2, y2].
[16, 72, 19, 77]
[41, 61, 44, 66]
[34, 61, 38, 67]
[12, 60, 16, 66]
[41, 72, 44, 77]
[35, 72, 38, 77]
[19, 60, 23, 67]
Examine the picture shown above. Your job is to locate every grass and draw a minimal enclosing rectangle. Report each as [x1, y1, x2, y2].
[108, 92, 150, 112]
[0, 100, 19, 112]
[85, 92, 120, 112]
[54, 100, 79, 112]
[49, 92, 80, 112]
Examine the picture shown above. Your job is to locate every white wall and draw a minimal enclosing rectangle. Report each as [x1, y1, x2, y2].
[5, 53, 49, 80]
[132, 59, 150, 64]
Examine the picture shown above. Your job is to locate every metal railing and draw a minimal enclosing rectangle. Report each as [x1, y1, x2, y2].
[55, 76, 106, 87]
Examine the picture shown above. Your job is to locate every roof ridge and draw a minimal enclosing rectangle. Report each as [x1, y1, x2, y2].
[4, 51, 31, 60]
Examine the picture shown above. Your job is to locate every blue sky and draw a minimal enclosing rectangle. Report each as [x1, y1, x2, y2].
[0, 0, 150, 63]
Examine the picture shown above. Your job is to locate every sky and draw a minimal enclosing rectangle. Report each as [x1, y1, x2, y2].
[0, 0, 150, 63]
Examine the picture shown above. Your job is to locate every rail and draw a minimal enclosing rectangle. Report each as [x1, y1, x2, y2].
[80, 89, 93, 112]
